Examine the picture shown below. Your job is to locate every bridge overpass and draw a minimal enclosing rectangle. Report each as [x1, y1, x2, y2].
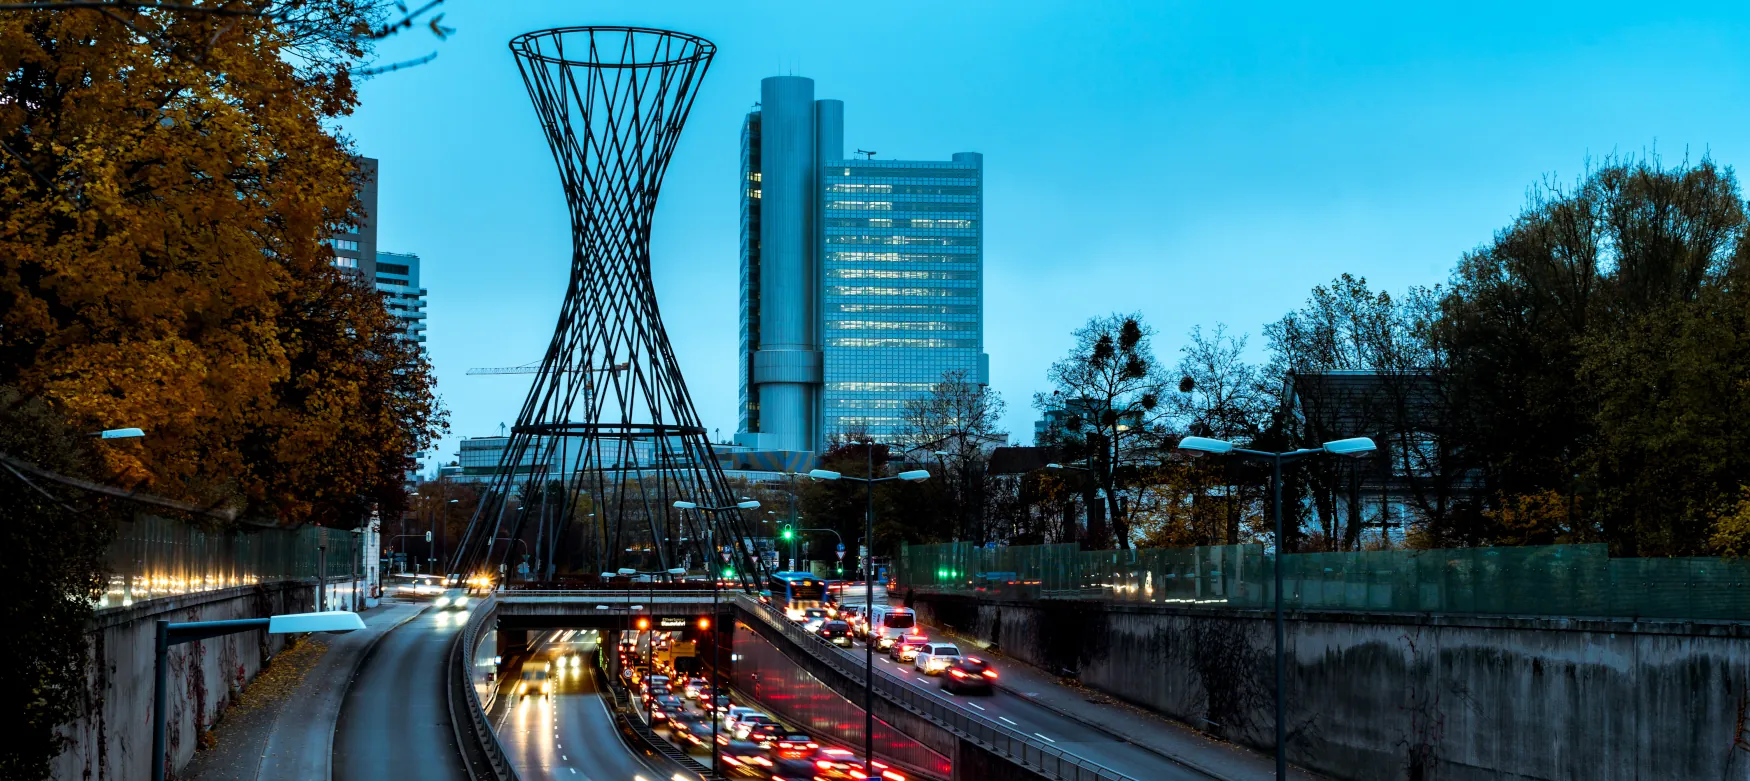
[447, 586, 1214, 781]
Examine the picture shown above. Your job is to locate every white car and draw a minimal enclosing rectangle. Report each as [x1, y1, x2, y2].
[721, 706, 761, 734]
[913, 642, 962, 675]
[434, 588, 470, 610]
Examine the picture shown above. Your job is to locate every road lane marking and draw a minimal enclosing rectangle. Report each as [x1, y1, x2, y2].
[999, 717, 1018, 726]
[1033, 732, 1056, 743]
[966, 702, 985, 710]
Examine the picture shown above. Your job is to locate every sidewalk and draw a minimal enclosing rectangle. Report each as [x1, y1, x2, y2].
[184, 599, 426, 781]
[922, 621, 1326, 781]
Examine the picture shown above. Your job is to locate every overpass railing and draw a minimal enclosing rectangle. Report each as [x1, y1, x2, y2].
[735, 593, 1138, 781]
[453, 595, 519, 781]
[898, 541, 1750, 621]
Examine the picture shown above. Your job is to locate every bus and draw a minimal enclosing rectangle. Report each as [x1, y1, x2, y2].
[767, 571, 829, 620]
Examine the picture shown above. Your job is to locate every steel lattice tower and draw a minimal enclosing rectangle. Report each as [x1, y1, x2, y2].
[452, 27, 760, 585]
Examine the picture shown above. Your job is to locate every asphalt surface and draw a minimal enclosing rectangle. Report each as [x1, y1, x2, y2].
[492, 631, 671, 781]
[831, 605, 1216, 781]
[332, 604, 471, 781]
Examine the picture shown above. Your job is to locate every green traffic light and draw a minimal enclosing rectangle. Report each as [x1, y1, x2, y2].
[781, 525, 793, 540]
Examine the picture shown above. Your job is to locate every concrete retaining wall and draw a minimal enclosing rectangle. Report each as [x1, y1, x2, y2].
[913, 594, 1750, 781]
[51, 580, 344, 781]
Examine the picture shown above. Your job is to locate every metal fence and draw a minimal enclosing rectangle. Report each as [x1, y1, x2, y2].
[100, 515, 360, 609]
[897, 542, 1750, 621]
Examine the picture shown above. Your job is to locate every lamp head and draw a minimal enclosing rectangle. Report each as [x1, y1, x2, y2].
[896, 470, 931, 482]
[735, 500, 761, 510]
[268, 610, 364, 635]
[1045, 463, 1064, 469]
[672, 501, 698, 510]
[1322, 437, 1377, 458]
[808, 469, 842, 481]
[97, 427, 145, 439]
[1176, 436, 1236, 456]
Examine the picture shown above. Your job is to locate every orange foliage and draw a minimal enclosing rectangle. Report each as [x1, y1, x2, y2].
[0, 5, 442, 526]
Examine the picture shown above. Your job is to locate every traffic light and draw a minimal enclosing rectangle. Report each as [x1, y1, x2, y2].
[424, 530, 432, 542]
[697, 617, 711, 630]
[635, 617, 650, 630]
[780, 524, 793, 541]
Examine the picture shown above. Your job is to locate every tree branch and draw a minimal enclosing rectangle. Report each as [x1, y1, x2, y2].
[0, 450, 240, 521]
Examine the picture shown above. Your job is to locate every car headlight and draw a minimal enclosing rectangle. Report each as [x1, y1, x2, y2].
[435, 596, 449, 607]
[454, 596, 468, 608]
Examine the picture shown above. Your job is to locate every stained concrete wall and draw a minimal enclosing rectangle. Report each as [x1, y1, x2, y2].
[52, 580, 337, 781]
[913, 594, 1750, 781]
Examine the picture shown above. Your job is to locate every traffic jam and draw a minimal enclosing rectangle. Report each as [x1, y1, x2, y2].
[619, 627, 911, 781]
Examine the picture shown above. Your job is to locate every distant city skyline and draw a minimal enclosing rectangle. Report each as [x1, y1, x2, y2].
[341, 1, 1750, 469]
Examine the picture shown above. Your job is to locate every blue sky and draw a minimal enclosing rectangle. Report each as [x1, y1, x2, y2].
[342, 1, 1750, 469]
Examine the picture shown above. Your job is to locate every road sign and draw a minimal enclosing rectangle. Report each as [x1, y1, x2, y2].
[836, 543, 846, 560]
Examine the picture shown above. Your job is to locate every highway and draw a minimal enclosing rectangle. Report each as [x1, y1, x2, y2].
[491, 630, 672, 781]
[828, 599, 1215, 781]
[333, 604, 471, 781]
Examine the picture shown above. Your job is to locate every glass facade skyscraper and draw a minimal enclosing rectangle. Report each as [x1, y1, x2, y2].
[738, 76, 987, 452]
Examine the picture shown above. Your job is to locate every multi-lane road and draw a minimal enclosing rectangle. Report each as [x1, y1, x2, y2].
[491, 630, 673, 781]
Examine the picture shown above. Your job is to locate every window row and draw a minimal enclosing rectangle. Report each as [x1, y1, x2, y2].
[827, 286, 976, 298]
[329, 238, 359, 251]
[826, 337, 979, 349]
[828, 251, 976, 264]
[825, 200, 978, 213]
[826, 218, 977, 230]
[825, 235, 980, 247]
[827, 381, 940, 392]
[831, 303, 980, 315]
[828, 269, 979, 281]
[827, 398, 910, 410]
[829, 320, 978, 331]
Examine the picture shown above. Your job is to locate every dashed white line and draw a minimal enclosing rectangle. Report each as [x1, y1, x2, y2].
[1033, 732, 1056, 743]
[966, 702, 985, 711]
[999, 716, 1019, 726]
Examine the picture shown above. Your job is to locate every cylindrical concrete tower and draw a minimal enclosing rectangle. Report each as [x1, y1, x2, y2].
[754, 77, 823, 452]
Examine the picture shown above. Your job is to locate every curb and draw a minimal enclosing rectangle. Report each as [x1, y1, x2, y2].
[321, 602, 430, 781]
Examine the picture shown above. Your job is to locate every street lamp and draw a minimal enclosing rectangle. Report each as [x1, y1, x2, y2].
[808, 448, 929, 780]
[1174, 434, 1375, 780]
[153, 611, 364, 781]
[92, 427, 145, 439]
[671, 498, 760, 780]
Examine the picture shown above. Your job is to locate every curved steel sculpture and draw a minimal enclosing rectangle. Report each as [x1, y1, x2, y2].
[453, 27, 760, 584]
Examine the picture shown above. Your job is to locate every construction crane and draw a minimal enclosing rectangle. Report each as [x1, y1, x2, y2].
[855, 149, 876, 159]
[466, 361, 630, 376]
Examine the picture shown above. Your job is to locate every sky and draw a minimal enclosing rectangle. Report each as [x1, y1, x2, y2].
[340, 1, 1750, 470]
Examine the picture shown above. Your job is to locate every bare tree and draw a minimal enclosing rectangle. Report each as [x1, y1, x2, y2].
[901, 368, 1008, 544]
[1034, 313, 1168, 549]
[1168, 324, 1271, 544]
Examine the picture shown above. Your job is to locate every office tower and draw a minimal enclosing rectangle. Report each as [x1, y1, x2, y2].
[332, 156, 378, 278]
[375, 251, 428, 347]
[738, 76, 986, 453]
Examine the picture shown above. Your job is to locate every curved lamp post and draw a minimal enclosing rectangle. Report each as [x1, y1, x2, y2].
[153, 611, 364, 781]
[809, 449, 929, 781]
[1174, 434, 1375, 780]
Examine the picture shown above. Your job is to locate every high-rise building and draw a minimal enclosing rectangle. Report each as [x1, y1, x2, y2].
[332, 156, 378, 278]
[737, 76, 986, 453]
[375, 251, 427, 347]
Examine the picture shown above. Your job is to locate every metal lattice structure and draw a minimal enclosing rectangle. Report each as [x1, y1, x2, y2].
[452, 27, 762, 585]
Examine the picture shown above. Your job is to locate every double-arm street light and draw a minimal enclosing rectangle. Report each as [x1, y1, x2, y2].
[1175, 434, 1376, 780]
[152, 611, 364, 781]
[671, 498, 760, 780]
[809, 446, 929, 781]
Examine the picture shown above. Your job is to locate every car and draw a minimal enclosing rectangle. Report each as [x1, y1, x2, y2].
[684, 677, 710, 698]
[888, 634, 930, 662]
[433, 587, 471, 610]
[721, 706, 762, 734]
[801, 607, 831, 632]
[642, 674, 671, 699]
[706, 693, 733, 714]
[731, 712, 780, 740]
[715, 738, 776, 778]
[913, 642, 962, 675]
[940, 656, 998, 694]
[766, 756, 820, 781]
[818, 620, 854, 647]
[517, 660, 551, 698]
[668, 712, 713, 746]
[650, 694, 686, 722]
[771, 731, 818, 759]
[809, 748, 909, 781]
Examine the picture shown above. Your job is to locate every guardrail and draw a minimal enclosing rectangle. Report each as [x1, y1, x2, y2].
[733, 594, 1139, 781]
[453, 596, 520, 781]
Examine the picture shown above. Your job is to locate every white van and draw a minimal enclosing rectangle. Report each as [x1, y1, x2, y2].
[864, 604, 917, 649]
